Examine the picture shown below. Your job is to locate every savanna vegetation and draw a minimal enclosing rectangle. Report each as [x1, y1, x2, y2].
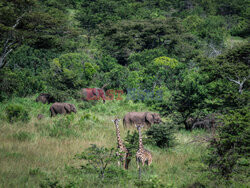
[0, 0, 249, 187]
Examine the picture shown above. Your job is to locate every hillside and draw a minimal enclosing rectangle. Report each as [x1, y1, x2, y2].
[0, 0, 249, 187]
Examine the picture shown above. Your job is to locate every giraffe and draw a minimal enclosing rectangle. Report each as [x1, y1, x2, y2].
[112, 118, 131, 169]
[136, 124, 152, 178]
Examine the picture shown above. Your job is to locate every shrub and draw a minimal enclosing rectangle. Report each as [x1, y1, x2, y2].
[75, 144, 117, 180]
[124, 130, 139, 162]
[146, 123, 175, 148]
[5, 104, 30, 123]
[77, 100, 98, 110]
[134, 175, 164, 187]
[0, 69, 45, 101]
[44, 116, 78, 138]
[13, 131, 34, 141]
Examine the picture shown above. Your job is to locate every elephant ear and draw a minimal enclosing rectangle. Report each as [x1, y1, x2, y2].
[145, 112, 154, 124]
[64, 104, 71, 113]
[70, 104, 76, 112]
[92, 88, 99, 96]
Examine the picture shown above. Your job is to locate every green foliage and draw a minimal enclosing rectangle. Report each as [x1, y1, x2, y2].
[13, 131, 34, 141]
[206, 107, 250, 180]
[5, 104, 30, 123]
[7, 45, 59, 70]
[77, 101, 98, 110]
[104, 64, 129, 89]
[0, 68, 45, 101]
[48, 52, 99, 89]
[153, 56, 179, 69]
[0, 0, 249, 186]
[124, 130, 139, 157]
[100, 18, 197, 64]
[199, 43, 250, 110]
[43, 116, 78, 138]
[76, 144, 117, 179]
[134, 175, 164, 188]
[146, 123, 175, 148]
[183, 15, 228, 44]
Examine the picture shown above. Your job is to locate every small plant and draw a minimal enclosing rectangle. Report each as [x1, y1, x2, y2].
[5, 104, 30, 123]
[75, 144, 117, 180]
[13, 131, 33, 141]
[78, 100, 98, 110]
[134, 175, 164, 187]
[124, 130, 139, 158]
[29, 168, 42, 176]
[146, 123, 175, 148]
[45, 116, 78, 138]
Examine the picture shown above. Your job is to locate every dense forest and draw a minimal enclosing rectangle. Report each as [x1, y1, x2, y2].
[0, 0, 249, 187]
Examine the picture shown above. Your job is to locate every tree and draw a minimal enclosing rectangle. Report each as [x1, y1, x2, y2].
[100, 18, 197, 65]
[0, 0, 35, 69]
[0, 0, 77, 69]
[207, 107, 250, 179]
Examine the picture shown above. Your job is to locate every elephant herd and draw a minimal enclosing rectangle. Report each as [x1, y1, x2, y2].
[35, 92, 162, 128]
[35, 93, 77, 117]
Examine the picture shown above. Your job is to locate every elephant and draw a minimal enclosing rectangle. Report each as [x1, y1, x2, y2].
[185, 117, 196, 130]
[185, 113, 222, 130]
[123, 112, 162, 128]
[36, 93, 55, 104]
[49, 103, 77, 117]
[80, 87, 106, 103]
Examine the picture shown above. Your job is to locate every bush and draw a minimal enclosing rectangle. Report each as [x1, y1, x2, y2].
[77, 100, 98, 110]
[43, 116, 78, 138]
[146, 123, 175, 148]
[5, 104, 30, 123]
[0, 68, 45, 101]
[75, 144, 117, 180]
[13, 131, 34, 141]
[124, 130, 139, 158]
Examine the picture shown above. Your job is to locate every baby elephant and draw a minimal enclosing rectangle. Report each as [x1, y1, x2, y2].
[50, 102, 77, 117]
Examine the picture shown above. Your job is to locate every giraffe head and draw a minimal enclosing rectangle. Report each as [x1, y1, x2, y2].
[136, 124, 144, 131]
[112, 118, 121, 127]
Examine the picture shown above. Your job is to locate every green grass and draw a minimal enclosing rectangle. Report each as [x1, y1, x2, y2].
[0, 96, 241, 187]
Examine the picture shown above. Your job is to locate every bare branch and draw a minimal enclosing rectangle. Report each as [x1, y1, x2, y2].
[101, 83, 109, 89]
[13, 14, 25, 29]
[227, 76, 249, 94]
[0, 14, 24, 69]
[227, 77, 241, 85]
[0, 49, 13, 68]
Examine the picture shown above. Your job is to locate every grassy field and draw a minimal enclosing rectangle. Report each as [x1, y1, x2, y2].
[0, 96, 221, 187]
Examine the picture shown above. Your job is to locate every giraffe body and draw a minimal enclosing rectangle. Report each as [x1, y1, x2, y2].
[112, 119, 131, 169]
[136, 125, 152, 167]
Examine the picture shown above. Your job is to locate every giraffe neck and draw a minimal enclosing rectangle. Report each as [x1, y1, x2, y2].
[138, 127, 144, 150]
[115, 123, 125, 149]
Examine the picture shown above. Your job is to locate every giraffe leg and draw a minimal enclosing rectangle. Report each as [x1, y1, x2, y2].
[142, 159, 145, 167]
[123, 156, 126, 169]
[139, 166, 141, 179]
[136, 157, 140, 169]
[148, 157, 152, 166]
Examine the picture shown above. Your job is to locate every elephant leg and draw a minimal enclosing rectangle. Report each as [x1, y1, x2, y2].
[123, 120, 127, 129]
[50, 107, 55, 117]
[62, 108, 67, 115]
[146, 122, 151, 128]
